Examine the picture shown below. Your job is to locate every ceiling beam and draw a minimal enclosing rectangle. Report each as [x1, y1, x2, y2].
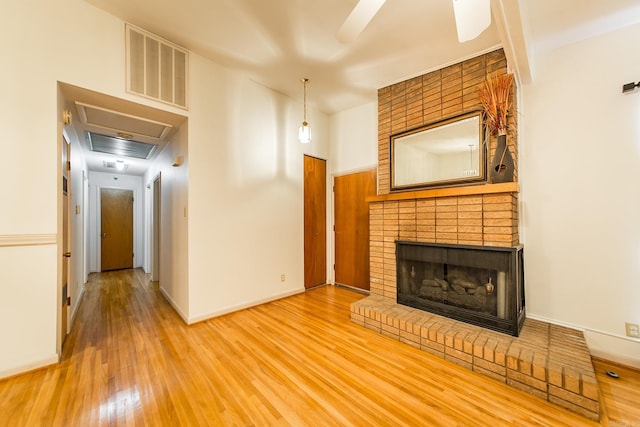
[491, 0, 533, 85]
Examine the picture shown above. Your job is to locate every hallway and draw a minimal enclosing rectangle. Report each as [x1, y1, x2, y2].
[0, 269, 636, 426]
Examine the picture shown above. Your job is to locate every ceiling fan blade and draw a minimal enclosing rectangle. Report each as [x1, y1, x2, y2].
[336, 0, 386, 43]
[452, 0, 491, 42]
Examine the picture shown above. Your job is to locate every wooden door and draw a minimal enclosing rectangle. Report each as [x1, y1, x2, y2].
[101, 189, 134, 271]
[61, 136, 71, 344]
[304, 155, 326, 289]
[334, 169, 377, 291]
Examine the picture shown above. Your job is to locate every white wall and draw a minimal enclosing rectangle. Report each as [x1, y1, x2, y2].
[330, 102, 378, 175]
[144, 126, 189, 320]
[0, 0, 329, 376]
[520, 23, 640, 367]
[88, 171, 144, 272]
[0, 245, 58, 378]
[0, 0, 126, 376]
[187, 59, 330, 322]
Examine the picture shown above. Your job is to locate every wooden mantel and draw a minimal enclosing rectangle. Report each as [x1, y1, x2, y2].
[367, 182, 519, 202]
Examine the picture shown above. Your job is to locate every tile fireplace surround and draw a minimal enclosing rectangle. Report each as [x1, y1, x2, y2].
[349, 49, 600, 421]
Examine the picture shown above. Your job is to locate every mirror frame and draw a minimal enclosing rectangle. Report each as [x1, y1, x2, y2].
[390, 111, 487, 191]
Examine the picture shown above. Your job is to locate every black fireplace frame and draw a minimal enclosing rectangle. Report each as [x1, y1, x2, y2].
[396, 241, 525, 336]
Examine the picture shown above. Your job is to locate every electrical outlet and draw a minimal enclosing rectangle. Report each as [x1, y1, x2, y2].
[280, 274, 285, 282]
[625, 322, 640, 338]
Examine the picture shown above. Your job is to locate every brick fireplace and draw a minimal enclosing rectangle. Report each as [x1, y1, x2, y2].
[369, 185, 519, 302]
[370, 48, 520, 301]
[349, 49, 600, 420]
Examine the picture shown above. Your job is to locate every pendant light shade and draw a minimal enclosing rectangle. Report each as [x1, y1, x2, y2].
[298, 122, 311, 144]
[299, 78, 311, 144]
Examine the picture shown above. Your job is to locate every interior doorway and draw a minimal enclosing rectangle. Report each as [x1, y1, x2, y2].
[101, 188, 134, 271]
[304, 155, 327, 289]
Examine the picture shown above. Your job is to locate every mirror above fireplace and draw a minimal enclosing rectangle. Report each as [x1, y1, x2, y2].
[391, 111, 486, 190]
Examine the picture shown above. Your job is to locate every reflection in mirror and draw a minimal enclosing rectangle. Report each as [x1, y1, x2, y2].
[391, 112, 485, 190]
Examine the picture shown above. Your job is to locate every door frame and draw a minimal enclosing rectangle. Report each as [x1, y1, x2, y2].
[58, 103, 91, 356]
[93, 184, 140, 272]
[100, 188, 135, 271]
[151, 173, 161, 282]
[58, 131, 71, 353]
[81, 170, 88, 285]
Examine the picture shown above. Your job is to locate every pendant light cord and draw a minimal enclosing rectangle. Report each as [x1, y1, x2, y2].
[302, 78, 309, 124]
[298, 78, 311, 143]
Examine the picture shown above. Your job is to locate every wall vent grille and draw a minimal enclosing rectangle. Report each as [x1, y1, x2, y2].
[125, 24, 188, 109]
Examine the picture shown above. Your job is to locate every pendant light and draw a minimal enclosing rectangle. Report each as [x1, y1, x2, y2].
[298, 78, 311, 144]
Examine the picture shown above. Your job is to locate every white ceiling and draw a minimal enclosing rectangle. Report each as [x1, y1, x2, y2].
[524, 0, 640, 55]
[73, 0, 640, 175]
[83, 0, 640, 114]
[87, 0, 504, 114]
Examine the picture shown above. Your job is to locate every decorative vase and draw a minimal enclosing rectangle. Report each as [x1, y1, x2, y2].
[490, 134, 514, 183]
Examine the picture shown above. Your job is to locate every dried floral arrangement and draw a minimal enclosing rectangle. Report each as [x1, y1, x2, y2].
[479, 73, 514, 136]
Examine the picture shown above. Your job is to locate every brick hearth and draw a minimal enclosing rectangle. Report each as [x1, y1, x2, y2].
[350, 296, 600, 421]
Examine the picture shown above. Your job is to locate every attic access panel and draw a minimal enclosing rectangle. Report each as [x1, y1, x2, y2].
[88, 132, 157, 159]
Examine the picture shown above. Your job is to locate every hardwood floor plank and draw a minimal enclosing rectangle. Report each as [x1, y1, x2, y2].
[592, 358, 640, 426]
[0, 268, 638, 426]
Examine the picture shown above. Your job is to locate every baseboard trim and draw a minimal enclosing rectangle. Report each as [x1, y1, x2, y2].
[187, 288, 306, 325]
[159, 287, 189, 324]
[527, 313, 640, 368]
[590, 349, 640, 370]
[70, 286, 86, 327]
[0, 355, 59, 380]
[584, 329, 640, 369]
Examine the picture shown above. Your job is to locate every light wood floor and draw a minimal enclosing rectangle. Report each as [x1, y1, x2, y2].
[1, 269, 638, 426]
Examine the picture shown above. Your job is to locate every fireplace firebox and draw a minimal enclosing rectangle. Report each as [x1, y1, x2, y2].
[396, 241, 525, 336]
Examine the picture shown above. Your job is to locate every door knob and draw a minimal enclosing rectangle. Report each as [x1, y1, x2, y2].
[63, 252, 71, 258]
[102, 232, 107, 238]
